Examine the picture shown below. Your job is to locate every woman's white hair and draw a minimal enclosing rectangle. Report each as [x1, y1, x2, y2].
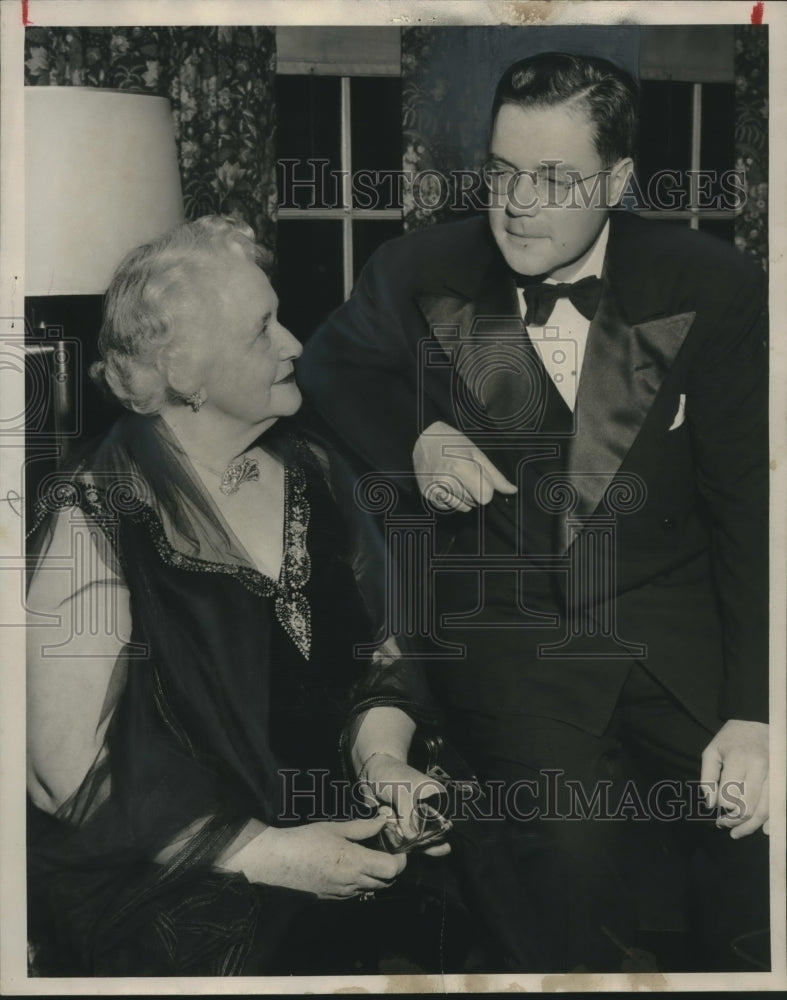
[90, 215, 271, 414]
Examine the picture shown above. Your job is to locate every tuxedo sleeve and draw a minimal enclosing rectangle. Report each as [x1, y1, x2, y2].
[687, 264, 768, 723]
[299, 241, 441, 480]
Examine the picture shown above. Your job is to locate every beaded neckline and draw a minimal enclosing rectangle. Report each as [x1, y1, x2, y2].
[29, 453, 313, 660]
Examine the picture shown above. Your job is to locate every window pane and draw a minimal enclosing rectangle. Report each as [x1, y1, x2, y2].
[700, 84, 735, 173]
[276, 76, 341, 210]
[642, 217, 693, 230]
[350, 77, 403, 209]
[276, 220, 344, 341]
[637, 81, 693, 210]
[699, 83, 736, 212]
[352, 220, 404, 280]
[698, 218, 736, 244]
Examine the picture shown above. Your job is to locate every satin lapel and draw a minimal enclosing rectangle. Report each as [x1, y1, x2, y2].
[415, 293, 478, 369]
[563, 288, 696, 538]
[416, 264, 522, 419]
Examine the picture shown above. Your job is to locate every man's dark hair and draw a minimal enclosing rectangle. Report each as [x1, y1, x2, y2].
[492, 52, 639, 164]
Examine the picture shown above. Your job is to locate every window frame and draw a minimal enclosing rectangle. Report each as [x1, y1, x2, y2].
[274, 25, 741, 300]
[636, 81, 740, 230]
[276, 71, 404, 301]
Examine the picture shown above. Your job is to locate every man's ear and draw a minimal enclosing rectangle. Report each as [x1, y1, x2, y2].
[608, 157, 634, 206]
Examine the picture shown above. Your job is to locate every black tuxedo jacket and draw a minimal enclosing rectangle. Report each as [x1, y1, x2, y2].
[299, 211, 768, 731]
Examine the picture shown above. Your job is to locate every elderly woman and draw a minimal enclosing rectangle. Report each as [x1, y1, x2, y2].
[25, 216, 448, 977]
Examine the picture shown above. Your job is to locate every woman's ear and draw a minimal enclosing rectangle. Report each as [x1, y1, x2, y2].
[159, 335, 210, 404]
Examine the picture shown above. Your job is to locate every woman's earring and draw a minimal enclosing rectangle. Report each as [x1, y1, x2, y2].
[184, 391, 204, 413]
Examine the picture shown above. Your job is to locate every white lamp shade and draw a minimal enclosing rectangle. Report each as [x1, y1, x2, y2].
[25, 88, 184, 295]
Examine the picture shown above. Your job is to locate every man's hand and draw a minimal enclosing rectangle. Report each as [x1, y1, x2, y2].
[700, 719, 769, 838]
[412, 421, 517, 512]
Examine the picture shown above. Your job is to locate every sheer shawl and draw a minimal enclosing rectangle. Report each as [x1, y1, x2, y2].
[26, 413, 438, 975]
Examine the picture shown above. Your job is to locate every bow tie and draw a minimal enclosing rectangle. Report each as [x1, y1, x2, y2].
[516, 274, 603, 327]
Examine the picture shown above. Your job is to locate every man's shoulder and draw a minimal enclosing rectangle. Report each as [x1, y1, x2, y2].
[611, 211, 762, 283]
[608, 212, 764, 321]
[364, 215, 491, 277]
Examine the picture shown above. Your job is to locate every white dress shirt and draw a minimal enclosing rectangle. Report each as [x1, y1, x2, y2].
[515, 220, 610, 411]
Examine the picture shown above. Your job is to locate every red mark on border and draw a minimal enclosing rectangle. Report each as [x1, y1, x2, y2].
[22, 1, 33, 26]
[751, 2, 764, 24]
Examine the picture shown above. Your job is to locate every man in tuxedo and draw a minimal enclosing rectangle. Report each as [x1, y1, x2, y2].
[298, 52, 770, 971]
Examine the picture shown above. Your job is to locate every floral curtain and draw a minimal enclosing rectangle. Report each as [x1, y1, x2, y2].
[401, 28, 486, 231]
[24, 26, 277, 256]
[733, 25, 768, 271]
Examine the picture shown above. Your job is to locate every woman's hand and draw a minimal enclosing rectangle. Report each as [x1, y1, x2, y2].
[231, 810, 407, 900]
[360, 754, 452, 857]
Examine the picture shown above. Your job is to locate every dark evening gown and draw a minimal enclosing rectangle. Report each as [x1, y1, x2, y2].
[26, 414, 438, 977]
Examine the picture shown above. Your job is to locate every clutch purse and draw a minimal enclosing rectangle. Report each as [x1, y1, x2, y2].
[377, 733, 483, 854]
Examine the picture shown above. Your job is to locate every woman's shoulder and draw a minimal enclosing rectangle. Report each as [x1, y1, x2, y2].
[31, 414, 157, 526]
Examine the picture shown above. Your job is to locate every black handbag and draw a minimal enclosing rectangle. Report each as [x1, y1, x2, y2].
[370, 732, 485, 854]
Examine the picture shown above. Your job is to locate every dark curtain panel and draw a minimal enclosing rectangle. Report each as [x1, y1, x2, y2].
[401, 25, 640, 231]
[24, 26, 277, 256]
[733, 26, 768, 271]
